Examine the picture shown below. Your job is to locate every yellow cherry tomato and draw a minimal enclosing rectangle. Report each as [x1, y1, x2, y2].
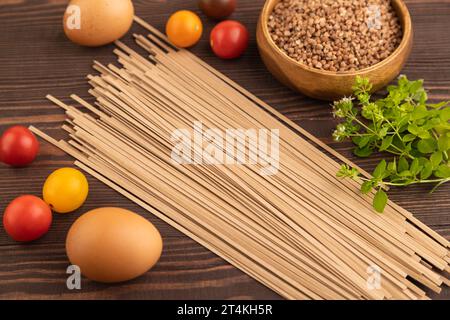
[166, 10, 203, 48]
[43, 168, 89, 213]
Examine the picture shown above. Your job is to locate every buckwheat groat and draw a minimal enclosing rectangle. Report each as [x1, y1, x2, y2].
[268, 0, 402, 72]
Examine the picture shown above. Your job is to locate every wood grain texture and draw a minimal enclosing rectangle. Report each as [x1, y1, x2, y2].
[0, 0, 449, 300]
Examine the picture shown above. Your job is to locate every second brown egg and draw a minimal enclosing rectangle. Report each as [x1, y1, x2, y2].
[63, 0, 134, 47]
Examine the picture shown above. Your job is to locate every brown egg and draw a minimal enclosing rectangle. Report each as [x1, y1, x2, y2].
[63, 0, 134, 47]
[66, 207, 163, 283]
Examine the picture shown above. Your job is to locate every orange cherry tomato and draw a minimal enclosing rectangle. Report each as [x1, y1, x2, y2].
[166, 10, 203, 48]
[43, 168, 89, 214]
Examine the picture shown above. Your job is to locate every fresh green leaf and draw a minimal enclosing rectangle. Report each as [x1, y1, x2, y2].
[402, 134, 416, 143]
[417, 157, 428, 166]
[440, 107, 450, 121]
[373, 159, 387, 179]
[417, 130, 431, 139]
[427, 117, 441, 127]
[398, 170, 412, 177]
[438, 135, 450, 151]
[392, 135, 405, 150]
[410, 158, 420, 175]
[361, 181, 374, 194]
[411, 105, 428, 120]
[427, 101, 450, 109]
[373, 189, 388, 213]
[420, 161, 433, 180]
[397, 115, 410, 128]
[398, 157, 409, 172]
[407, 124, 419, 135]
[417, 139, 436, 154]
[379, 135, 394, 151]
[352, 136, 362, 145]
[434, 165, 450, 178]
[337, 164, 360, 179]
[430, 151, 443, 168]
[409, 79, 423, 93]
[387, 159, 397, 173]
[353, 146, 373, 157]
[358, 136, 371, 148]
[379, 127, 389, 138]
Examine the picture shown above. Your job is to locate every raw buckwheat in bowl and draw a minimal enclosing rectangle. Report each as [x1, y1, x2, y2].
[256, 0, 413, 100]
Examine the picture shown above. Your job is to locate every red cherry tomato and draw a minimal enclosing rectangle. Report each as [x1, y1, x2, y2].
[3, 195, 52, 242]
[199, 0, 236, 20]
[210, 20, 249, 59]
[0, 126, 39, 167]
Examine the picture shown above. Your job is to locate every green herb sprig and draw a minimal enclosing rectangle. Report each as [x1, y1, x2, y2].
[334, 75, 450, 213]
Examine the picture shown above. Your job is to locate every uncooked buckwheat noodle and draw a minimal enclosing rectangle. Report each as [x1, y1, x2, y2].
[30, 16, 450, 300]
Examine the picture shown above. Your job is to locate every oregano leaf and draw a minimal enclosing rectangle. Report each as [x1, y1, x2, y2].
[435, 165, 450, 178]
[420, 162, 433, 180]
[407, 124, 419, 135]
[440, 107, 450, 121]
[410, 158, 420, 175]
[358, 136, 371, 148]
[430, 151, 443, 168]
[387, 159, 397, 173]
[353, 146, 373, 157]
[417, 139, 436, 154]
[398, 157, 409, 172]
[361, 181, 373, 194]
[438, 135, 450, 151]
[411, 104, 428, 120]
[373, 189, 388, 213]
[417, 130, 431, 139]
[398, 170, 412, 177]
[402, 134, 416, 143]
[379, 135, 394, 151]
[373, 160, 387, 179]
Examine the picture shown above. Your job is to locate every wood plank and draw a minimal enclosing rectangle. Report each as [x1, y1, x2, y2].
[0, 0, 448, 299]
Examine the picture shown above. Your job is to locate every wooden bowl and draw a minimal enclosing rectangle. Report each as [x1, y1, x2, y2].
[256, 0, 413, 101]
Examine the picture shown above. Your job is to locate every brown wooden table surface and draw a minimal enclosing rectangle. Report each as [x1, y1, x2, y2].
[0, 0, 449, 300]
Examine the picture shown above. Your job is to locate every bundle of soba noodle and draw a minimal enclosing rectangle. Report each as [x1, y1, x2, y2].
[31, 17, 450, 300]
